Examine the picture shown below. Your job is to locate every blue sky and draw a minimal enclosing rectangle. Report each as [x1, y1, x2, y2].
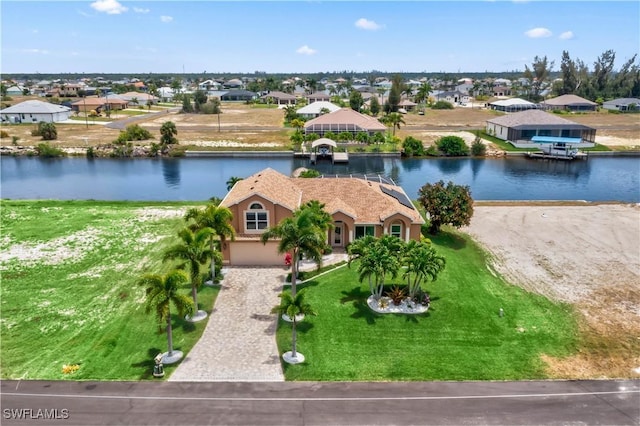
[2, 1, 639, 74]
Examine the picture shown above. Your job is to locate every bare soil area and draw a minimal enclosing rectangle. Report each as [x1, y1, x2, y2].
[464, 203, 640, 378]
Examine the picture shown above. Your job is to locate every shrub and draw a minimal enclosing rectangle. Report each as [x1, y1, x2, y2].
[305, 132, 320, 142]
[402, 136, 425, 157]
[0, 130, 9, 138]
[436, 135, 469, 156]
[36, 142, 65, 158]
[299, 169, 321, 178]
[355, 131, 370, 144]
[37, 122, 57, 140]
[425, 145, 439, 156]
[370, 132, 385, 144]
[116, 124, 153, 143]
[432, 100, 454, 110]
[86, 147, 95, 158]
[11, 136, 19, 145]
[385, 285, 407, 306]
[471, 134, 487, 156]
[338, 131, 353, 142]
[324, 131, 338, 141]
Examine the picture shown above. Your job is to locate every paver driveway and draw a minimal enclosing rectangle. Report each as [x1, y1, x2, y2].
[169, 267, 286, 382]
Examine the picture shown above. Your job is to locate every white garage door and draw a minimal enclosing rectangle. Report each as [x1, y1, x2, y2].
[229, 241, 284, 266]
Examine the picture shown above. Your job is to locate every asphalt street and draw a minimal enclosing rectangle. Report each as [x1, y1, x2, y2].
[2, 379, 639, 425]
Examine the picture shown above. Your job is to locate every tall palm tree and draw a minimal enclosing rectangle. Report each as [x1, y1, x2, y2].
[402, 239, 446, 298]
[163, 227, 213, 321]
[225, 176, 243, 191]
[137, 270, 194, 362]
[184, 204, 235, 284]
[382, 112, 405, 136]
[415, 82, 432, 105]
[261, 208, 326, 297]
[271, 290, 317, 362]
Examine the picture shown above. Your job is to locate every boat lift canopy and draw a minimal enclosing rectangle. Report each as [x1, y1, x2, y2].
[531, 136, 583, 144]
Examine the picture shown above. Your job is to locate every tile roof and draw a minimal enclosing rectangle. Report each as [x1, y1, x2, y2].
[304, 108, 386, 131]
[260, 91, 296, 100]
[221, 168, 423, 225]
[486, 109, 593, 128]
[543, 94, 597, 106]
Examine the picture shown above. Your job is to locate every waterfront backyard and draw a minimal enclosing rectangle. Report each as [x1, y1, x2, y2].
[1, 200, 638, 380]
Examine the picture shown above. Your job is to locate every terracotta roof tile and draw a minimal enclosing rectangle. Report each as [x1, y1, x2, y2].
[221, 168, 302, 210]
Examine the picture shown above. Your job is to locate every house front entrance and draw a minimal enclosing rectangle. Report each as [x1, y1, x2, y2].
[332, 222, 343, 247]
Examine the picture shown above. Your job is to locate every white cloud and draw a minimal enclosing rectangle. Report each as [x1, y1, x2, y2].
[90, 0, 128, 15]
[296, 45, 317, 55]
[524, 27, 552, 38]
[559, 31, 574, 40]
[355, 18, 383, 31]
[133, 7, 150, 14]
[160, 15, 173, 23]
[22, 49, 49, 55]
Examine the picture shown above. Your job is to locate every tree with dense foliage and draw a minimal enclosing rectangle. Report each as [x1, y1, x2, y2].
[432, 100, 454, 110]
[271, 290, 317, 361]
[369, 96, 381, 116]
[260, 208, 326, 296]
[160, 121, 178, 148]
[163, 228, 213, 321]
[37, 122, 57, 141]
[558, 51, 578, 95]
[414, 82, 432, 105]
[436, 135, 469, 156]
[137, 270, 194, 360]
[349, 90, 364, 111]
[402, 239, 446, 298]
[385, 74, 403, 113]
[523, 55, 554, 101]
[184, 203, 235, 284]
[193, 90, 208, 112]
[283, 105, 298, 124]
[402, 136, 425, 157]
[418, 180, 474, 234]
[471, 133, 487, 156]
[299, 169, 321, 178]
[181, 94, 193, 113]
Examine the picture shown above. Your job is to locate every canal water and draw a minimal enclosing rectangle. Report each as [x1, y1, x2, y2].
[1, 155, 639, 202]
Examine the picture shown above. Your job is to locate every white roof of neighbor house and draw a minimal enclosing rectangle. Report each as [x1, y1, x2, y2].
[543, 94, 597, 106]
[603, 98, 640, 106]
[296, 101, 340, 115]
[304, 108, 387, 131]
[0, 100, 71, 114]
[489, 98, 535, 107]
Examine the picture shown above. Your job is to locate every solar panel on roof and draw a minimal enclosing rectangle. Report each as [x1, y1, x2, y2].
[380, 186, 414, 210]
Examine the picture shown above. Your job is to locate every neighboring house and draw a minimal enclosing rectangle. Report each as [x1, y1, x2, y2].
[0, 100, 72, 123]
[486, 109, 596, 145]
[602, 98, 640, 112]
[304, 108, 386, 136]
[296, 101, 340, 119]
[260, 91, 297, 105]
[492, 86, 512, 97]
[157, 87, 175, 102]
[306, 92, 331, 103]
[59, 83, 85, 97]
[219, 168, 424, 266]
[541, 94, 597, 112]
[220, 90, 256, 102]
[398, 99, 417, 112]
[198, 79, 222, 91]
[433, 90, 469, 105]
[118, 92, 159, 106]
[6, 85, 24, 96]
[70, 96, 128, 113]
[489, 98, 537, 112]
[223, 78, 244, 89]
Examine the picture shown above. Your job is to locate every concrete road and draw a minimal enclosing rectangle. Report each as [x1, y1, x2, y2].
[2, 379, 638, 425]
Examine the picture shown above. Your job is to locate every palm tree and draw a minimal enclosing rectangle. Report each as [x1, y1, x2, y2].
[184, 204, 235, 285]
[137, 270, 194, 363]
[402, 239, 446, 298]
[382, 112, 405, 136]
[271, 290, 317, 363]
[260, 208, 326, 297]
[414, 82, 432, 106]
[348, 235, 402, 299]
[163, 227, 213, 321]
[225, 176, 243, 191]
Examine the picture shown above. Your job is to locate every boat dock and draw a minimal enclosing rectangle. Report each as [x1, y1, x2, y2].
[526, 151, 588, 161]
[309, 151, 349, 164]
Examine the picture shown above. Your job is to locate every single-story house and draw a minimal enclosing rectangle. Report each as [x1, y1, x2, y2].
[0, 100, 72, 124]
[541, 94, 597, 112]
[220, 90, 256, 102]
[306, 93, 331, 103]
[486, 109, 596, 146]
[433, 90, 469, 105]
[223, 78, 244, 89]
[260, 91, 297, 105]
[118, 92, 159, 106]
[602, 98, 640, 112]
[219, 168, 424, 266]
[158, 87, 176, 101]
[6, 85, 25, 96]
[296, 101, 340, 119]
[70, 96, 129, 113]
[304, 108, 386, 136]
[398, 99, 417, 112]
[489, 98, 537, 112]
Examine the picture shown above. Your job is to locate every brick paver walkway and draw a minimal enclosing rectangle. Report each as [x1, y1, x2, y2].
[168, 267, 286, 382]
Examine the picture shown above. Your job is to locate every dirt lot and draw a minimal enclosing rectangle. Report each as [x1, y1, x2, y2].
[465, 203, 640, 378]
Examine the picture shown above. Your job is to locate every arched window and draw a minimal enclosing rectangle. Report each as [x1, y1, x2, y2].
[245, 202, 268, 232]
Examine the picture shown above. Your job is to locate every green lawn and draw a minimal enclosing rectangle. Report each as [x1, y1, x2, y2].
[276, 230, 578, 381]
[0, 200, 214, 380]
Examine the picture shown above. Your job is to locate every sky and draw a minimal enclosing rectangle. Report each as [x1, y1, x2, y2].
[1, 0, 639, 75]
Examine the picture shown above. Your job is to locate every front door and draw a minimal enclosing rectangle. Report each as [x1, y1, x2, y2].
[332, 223, 343, 247]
